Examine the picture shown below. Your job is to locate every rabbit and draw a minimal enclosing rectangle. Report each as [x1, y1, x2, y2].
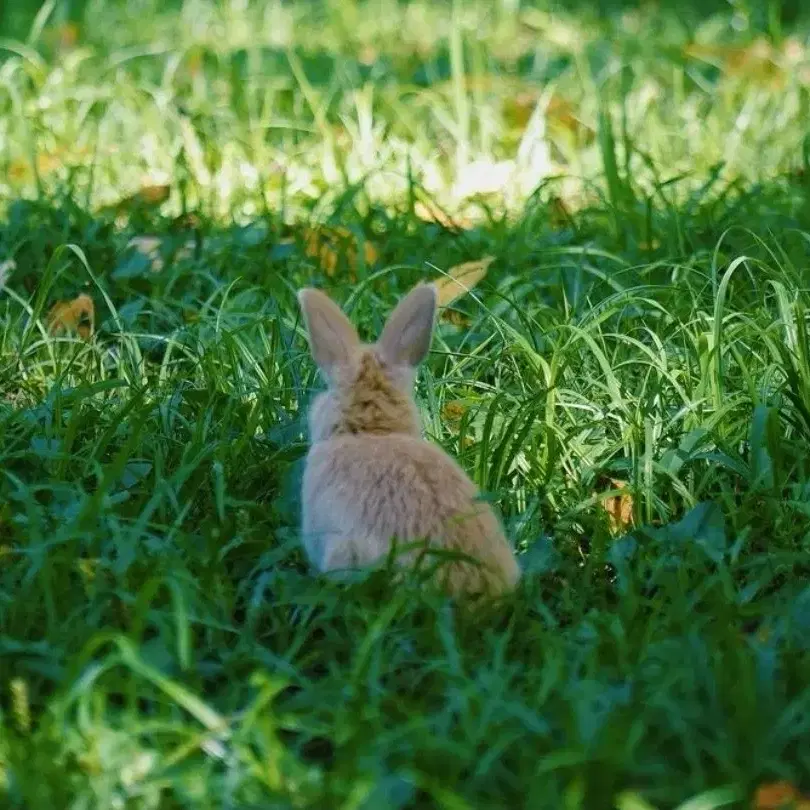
[296, 281, 521, 597]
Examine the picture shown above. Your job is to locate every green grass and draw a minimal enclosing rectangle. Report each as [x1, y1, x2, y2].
[2, 0, 810, 807]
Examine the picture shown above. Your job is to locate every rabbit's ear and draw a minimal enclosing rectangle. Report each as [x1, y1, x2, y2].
[378, 283, 437, 367]
[298, 288, 359, 375]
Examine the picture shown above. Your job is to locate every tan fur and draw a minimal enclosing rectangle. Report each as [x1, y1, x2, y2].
[298, 283, 521, 596]
[332, 353, 420, 437]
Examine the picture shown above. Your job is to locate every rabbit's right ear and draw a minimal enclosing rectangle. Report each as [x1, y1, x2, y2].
[378, 283, 437, 368]
[298, 288, 359, 375]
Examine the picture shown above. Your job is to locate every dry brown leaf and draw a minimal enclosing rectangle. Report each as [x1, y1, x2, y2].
[601, 478, 634, 533]
[131, 184, 171, 206]
[7, 160, 30, 182]
[8, 155, 59, 182]
[546, 93, 590, 140]
[460, 78, 587, 137]
[441, 400, 468, 423]
[440, 310, 471, 327]
[107, 184, 171, 215]
[413, 201, 474, 231]
[58, 22, 80, 50]
[186, 48, 204, 76]
[753, 782, 810, 810]
[684, 39, 786, 87]
[504, 90, 538, 130]
[434, 256, 494, 308]
[40, 21, 80, 53]
[8, 146, 91, 183]
[173, 212, 202, 230]
[548, 195, 573, 228]
[36, 153, 62, 176]
[47, 294, 95, 339]
[302, 225, 378, 278]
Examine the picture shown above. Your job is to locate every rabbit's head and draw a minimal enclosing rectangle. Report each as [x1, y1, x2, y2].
[298, 283, 437, 443]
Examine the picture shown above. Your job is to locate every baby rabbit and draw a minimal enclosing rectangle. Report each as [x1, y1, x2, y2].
[297, 282, 521, 596]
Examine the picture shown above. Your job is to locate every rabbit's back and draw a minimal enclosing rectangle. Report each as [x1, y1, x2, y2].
[301, 433, 520, 593]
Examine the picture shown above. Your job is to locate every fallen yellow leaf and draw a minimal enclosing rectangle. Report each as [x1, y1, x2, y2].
[8, 146, 91, 184]
[7, 159, 30, 183]
[546, 93, 591, 140]
[47, 294, 95, 339]
[434, 256, 494, 308]
[753, 781, 810, 810]
[413, 201, 474, 231]
[35, 153, 62, 177]
[441, 400, 468, 422]
[173, 212, 202, 230]
[440, 310, 471, 327]
[58, 22, 80, 50]
[302, 225, 378, 278]
[503, 90, 538, 130]
[601, 478, 634, 533]
[7, 155, 61, 182]
[460, 435, 475, 451]
[105, 184, 171, 216]
[186, 48, 204, 76]
[132, 185, 171, 206]
[548, 195, 573, 228]
[684, 38, 787, 88]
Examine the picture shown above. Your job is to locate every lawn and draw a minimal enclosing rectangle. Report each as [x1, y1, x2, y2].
[1, 0, 810, 807]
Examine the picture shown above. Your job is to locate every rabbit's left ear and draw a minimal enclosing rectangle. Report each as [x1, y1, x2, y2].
[378, 283, 437, 367]
[298, 288, 359, 375]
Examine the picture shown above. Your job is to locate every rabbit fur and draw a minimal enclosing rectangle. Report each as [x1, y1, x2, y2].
[297, 282, 521, 596]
